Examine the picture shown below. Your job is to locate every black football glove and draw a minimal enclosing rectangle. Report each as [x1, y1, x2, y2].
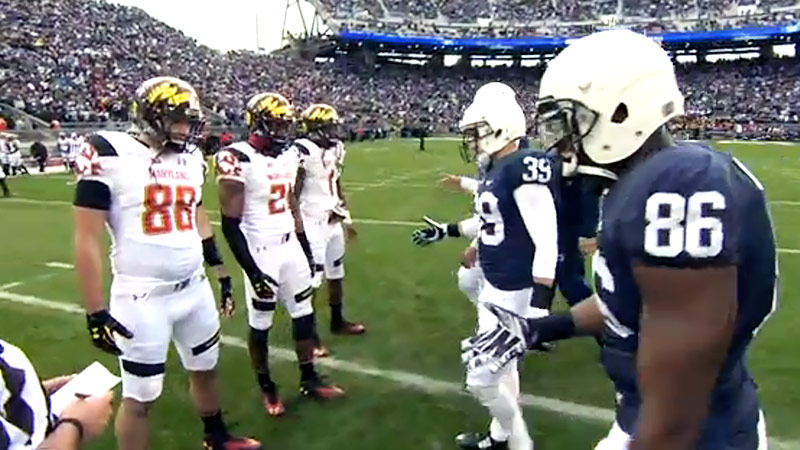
[86, 310, 133, 356]
[249, 272, 277, 300]
[218, 276, 234, 317]
[412, 216, 448, 246]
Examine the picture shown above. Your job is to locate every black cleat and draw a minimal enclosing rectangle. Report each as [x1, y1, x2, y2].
[300, 373, 346, 400]
[455, 432, 508, 450]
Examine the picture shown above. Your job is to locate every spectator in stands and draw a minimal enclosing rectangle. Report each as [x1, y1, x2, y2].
[0, 0, 798, 141]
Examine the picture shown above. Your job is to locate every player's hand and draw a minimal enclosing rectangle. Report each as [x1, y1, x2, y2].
[461, 323, 527, 375]
[461, 246, 478, 268]
[218, 276, 235, 317]
[249, 272, 277, 299]
[439, 174, 463, 191]
[579, 237, 598, 256]
[60, 391, 114, 442]
[86, 310, 133, 356]
[344, 224, 358, 242]
[411, 216, 447, 246]
[42, 375, 76, 394]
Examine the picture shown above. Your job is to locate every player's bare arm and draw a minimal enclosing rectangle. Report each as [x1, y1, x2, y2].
[196, 206, 234, 316]
[630, 266, 737, 450]
[335, 178, 347, 206]
[74, 206, 108, 314]
[288, 185, 305, 234]
[289, 185, 315, 273]
[73, 147, 133, 356]
[294, 167, 306, 204]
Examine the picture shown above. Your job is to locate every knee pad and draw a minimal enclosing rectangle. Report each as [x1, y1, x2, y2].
[248, 297, 275, 331]
[292, 313, 316, 342]
[121, 372, 165, 403]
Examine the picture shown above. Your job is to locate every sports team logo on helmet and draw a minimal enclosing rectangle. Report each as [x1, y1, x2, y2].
[245, 92, 295, 146]
[130, 76, 204, 151]
[301, 104, 342, 146]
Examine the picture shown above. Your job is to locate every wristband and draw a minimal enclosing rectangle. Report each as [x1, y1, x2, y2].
[202, 236, 224, 266]
[57, 417, 85, 442]
[530, 282, 555, 310]
[530, 312, 577, 344]
[446, 223, 461, 238]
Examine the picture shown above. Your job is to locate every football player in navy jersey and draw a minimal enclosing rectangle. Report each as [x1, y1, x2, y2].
[476, 30, 777, 450]
[452, 82, 559, 450]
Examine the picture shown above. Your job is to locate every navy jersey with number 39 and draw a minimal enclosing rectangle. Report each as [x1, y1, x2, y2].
[477, 148, 560, 291]
[595, 143, 777, 448]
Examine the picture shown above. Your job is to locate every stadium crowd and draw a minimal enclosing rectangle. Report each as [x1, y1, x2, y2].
[1, 0, 799, 141]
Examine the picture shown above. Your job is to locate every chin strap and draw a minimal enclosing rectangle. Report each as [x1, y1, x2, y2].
[576, 165, 619, 181]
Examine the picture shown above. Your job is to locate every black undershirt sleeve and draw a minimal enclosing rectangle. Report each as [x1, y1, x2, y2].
[220, 215, 261, 280]
[73, 180, 111, 210]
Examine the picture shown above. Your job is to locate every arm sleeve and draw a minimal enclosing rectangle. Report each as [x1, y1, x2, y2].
[513, 183, 559, 280]
[579, 178, 602, 238]
[459, 177, 480, 193]
[458, 214, 481, 240]
[220, 215, 261, 280]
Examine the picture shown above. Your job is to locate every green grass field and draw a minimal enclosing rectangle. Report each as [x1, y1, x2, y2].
[0, 138, 798, 450]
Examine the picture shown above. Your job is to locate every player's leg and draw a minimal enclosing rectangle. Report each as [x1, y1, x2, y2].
[593, 422, 631, 450]
[281, 237, 345, 399]
[488, 358, 520, 444]
[326, 222, 364, 335]
[173, 278, 261, 449]
[0, 175, 9, 197]
[756, 410, 767, 450]
[457, 263, 485, 305]
[460, 301, 532, 450]
[242, 265, 284, 416]
[303, 215, 331, 357]
[109, 283, 170, 450]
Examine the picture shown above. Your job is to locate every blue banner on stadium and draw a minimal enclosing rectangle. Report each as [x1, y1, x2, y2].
[341, 23, 800, 50]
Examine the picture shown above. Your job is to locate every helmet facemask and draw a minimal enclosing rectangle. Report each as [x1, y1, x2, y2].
[131, 77, 205, 153]
[307, 121, 341, 148]
[459, 121, 497, 164]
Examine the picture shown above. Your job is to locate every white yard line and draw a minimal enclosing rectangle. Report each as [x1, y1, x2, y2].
[0, 288, 797, 449]
[7, 198, 800, 254]
[0, 272, 63, 290]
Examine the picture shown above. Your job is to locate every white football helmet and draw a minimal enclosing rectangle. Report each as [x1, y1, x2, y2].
[537, 29, 684, 166]
[459, 82, 527, 162]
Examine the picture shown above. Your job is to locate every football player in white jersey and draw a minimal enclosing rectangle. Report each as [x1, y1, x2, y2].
[294, 104, 365, 342]
[68, 133, 83, 174]
[216, 93, 345, 418]
[0, 134, 9, 177]
[58, 133, 72, 172]
[73, 76, 261, 450]
[0, 157, 9, 197]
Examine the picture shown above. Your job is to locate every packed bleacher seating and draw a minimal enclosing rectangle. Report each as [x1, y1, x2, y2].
[1, 0, 799, 141]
